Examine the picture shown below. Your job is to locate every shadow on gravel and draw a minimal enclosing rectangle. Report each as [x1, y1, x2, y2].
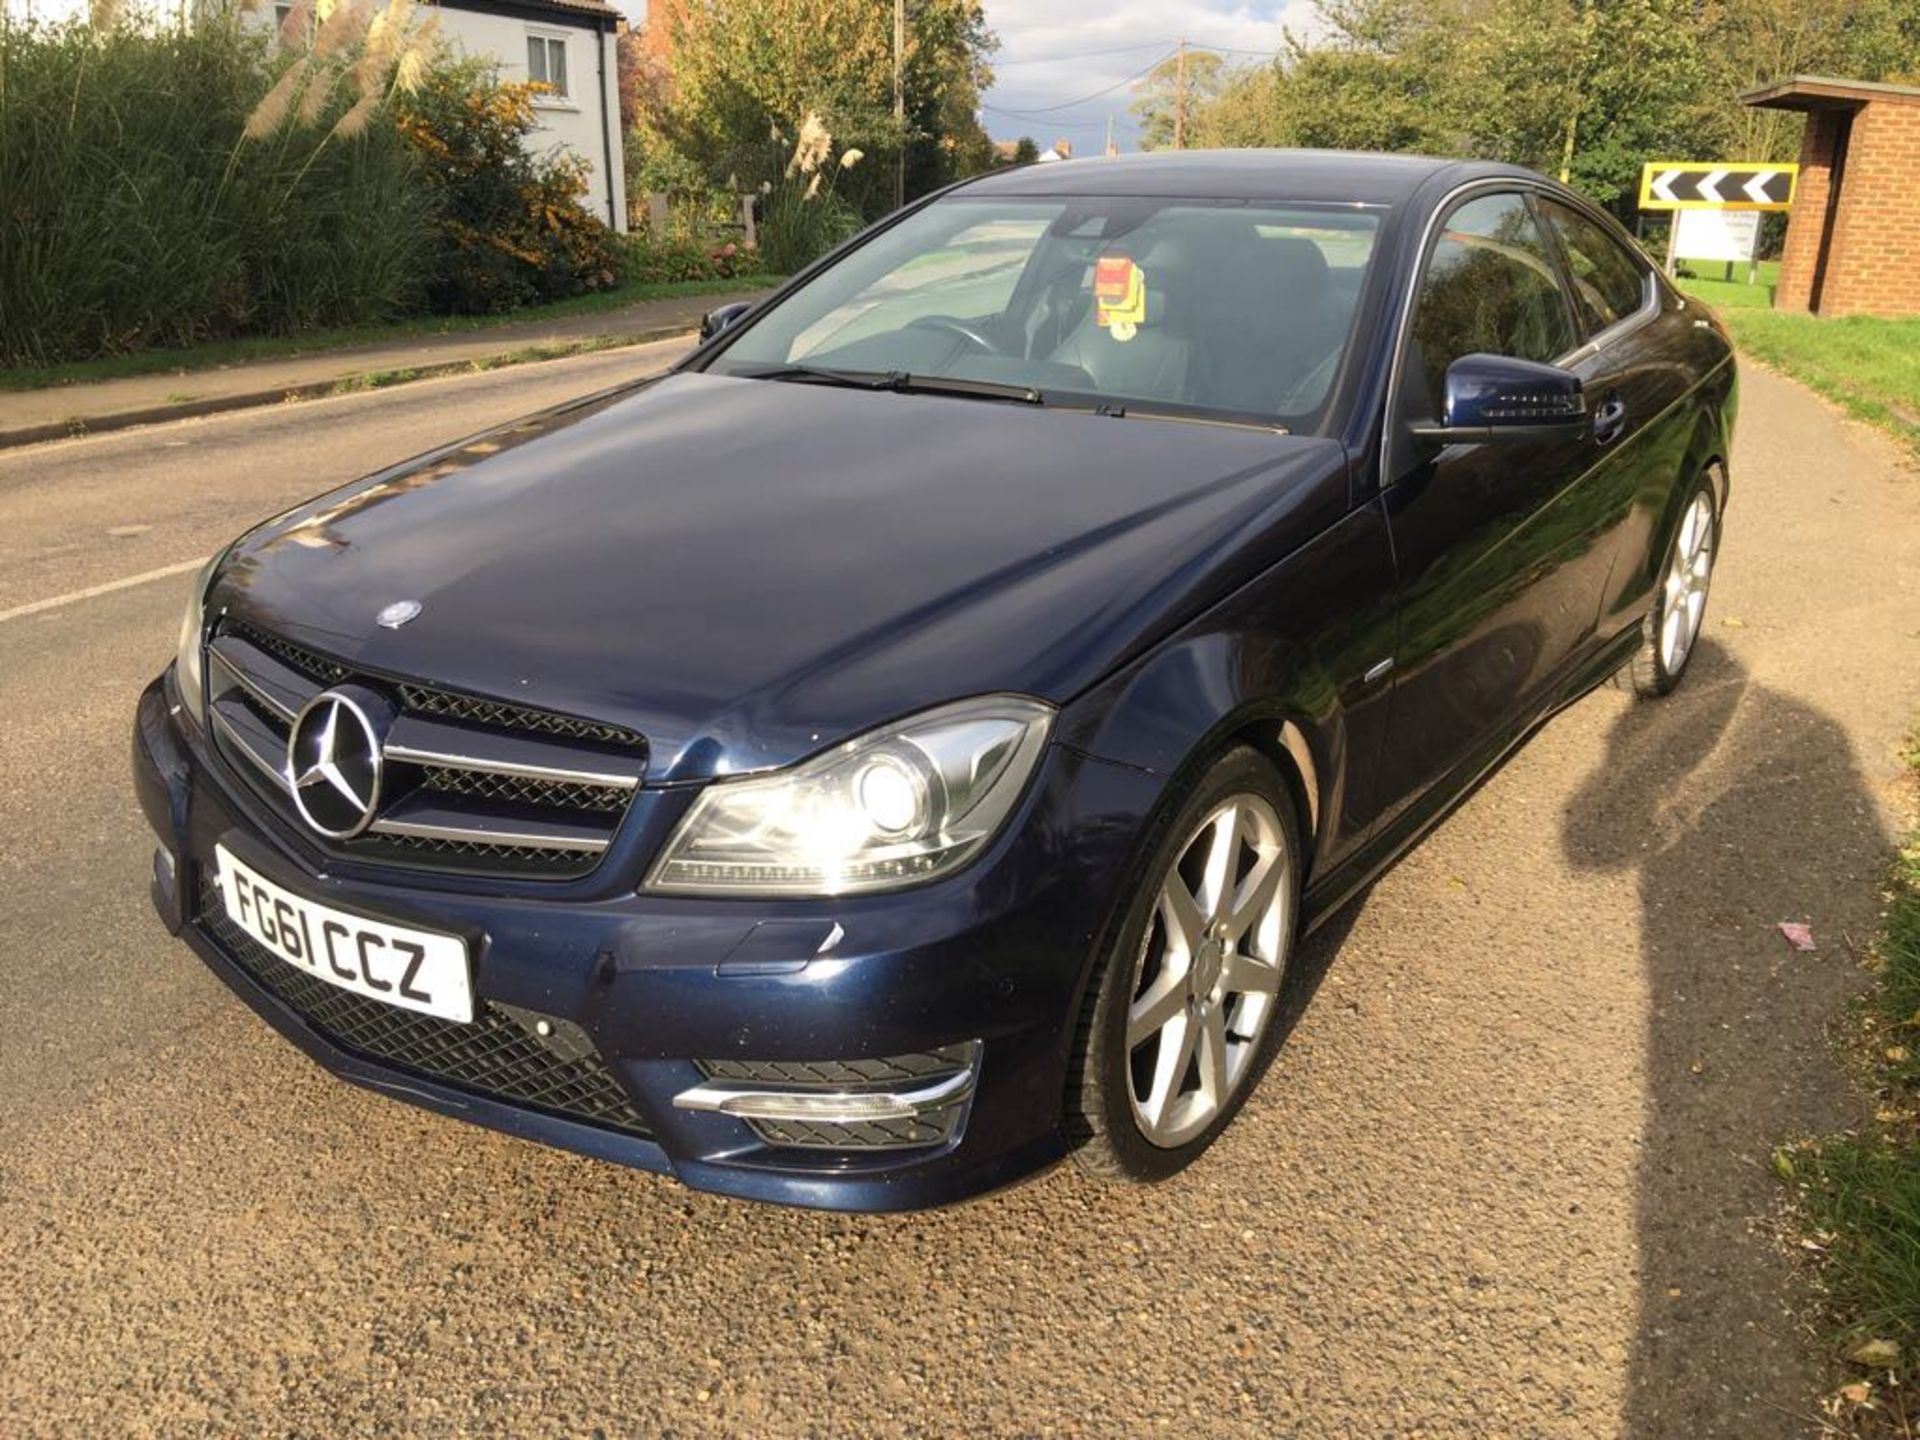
[1563, 639, 1880, 1438]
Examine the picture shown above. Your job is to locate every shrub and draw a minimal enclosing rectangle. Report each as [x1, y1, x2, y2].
[620, 233, 756, 284]
[0, 14, 436, 367]
[756, 114, 864, 274]
[758, 183, 860, 274]
[395, 59, 623, 312]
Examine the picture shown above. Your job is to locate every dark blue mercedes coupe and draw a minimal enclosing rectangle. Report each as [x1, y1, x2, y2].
[134, 151, 1736, 1211]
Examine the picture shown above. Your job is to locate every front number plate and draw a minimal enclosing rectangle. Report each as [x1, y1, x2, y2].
[214, 846, 473, 1024]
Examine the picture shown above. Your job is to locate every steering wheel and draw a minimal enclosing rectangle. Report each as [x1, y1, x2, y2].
[906, 315, 1000, 354]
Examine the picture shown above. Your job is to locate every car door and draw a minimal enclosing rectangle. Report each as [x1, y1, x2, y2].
[1371, 188, 1610, 828]
[1534, 195, 1700, 646]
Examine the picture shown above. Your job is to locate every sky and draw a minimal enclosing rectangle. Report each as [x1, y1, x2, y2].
[974, 0, 1315, 150]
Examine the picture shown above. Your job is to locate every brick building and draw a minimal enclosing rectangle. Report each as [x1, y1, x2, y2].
[1741, 76, 1920, 317]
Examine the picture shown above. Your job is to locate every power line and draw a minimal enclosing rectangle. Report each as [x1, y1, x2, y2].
[990, 40, 1180, 68]
[1192, 43, 1288, 58]
[979, 115, 1134, 134]
[978, 48, 1180, 120]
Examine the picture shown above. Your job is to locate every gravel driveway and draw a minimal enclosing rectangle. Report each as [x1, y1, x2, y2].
[2, 356, 1917, 1437]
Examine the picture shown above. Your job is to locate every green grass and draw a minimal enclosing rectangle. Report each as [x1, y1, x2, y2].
[1717, 309, 1920, 453]
[0, 275, 780, 394]
[1676, 259, 1780, 310]
[1676, 263, 1920, 455]
[1782, 742, 1920, 1415]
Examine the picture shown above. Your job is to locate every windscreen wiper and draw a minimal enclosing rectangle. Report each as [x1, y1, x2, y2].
[1061, 399, 1291, 435]
[886, 374, 1042, 404]
[730, 363, 898, 389]
[731, 364, 1042, 405]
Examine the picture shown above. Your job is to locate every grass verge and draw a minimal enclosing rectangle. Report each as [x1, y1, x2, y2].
[1715, 310, 1920, 455]
[1780, 735, 1920, 1433]
[1676, 259, 1779, 310]
[0, 276, 780, 394]
[330, 334, 641, 394]
[1676, 265, 1920, 457]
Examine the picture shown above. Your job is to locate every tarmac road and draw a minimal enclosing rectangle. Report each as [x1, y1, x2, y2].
[2, 348, 1918, 1437]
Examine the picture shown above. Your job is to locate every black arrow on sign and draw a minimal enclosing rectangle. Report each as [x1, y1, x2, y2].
[1647, 167, 1792, 205]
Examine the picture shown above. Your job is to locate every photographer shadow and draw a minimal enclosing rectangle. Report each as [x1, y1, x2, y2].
[1561, 639, 1881, 1436]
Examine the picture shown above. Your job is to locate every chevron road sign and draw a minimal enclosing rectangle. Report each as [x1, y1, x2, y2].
[1638, 161, 1798, 211]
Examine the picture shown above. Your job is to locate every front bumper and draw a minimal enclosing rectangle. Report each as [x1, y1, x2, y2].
[134, 674, 1159, 1211]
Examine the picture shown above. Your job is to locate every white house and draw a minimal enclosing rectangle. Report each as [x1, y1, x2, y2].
[429, 0, 628, 230]
[258, 0, 628, 231]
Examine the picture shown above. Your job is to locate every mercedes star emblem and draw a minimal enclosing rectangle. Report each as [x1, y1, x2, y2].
[287, 688, 385, 839]
[376, 599, 423, 629]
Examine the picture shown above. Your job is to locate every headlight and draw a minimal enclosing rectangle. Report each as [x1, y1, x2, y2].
[173, 551, 225, 728]
[646, 695, 1055, 897]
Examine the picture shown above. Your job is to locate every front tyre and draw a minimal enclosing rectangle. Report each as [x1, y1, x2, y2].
[1068, 747, 1301, 1183]
[1616, 481, 1718, 698]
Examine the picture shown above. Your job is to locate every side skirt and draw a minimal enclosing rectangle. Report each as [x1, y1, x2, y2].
[1299, 622, 1643, 936]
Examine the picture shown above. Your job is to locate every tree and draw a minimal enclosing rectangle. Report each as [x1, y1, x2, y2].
[1130, 49, 1225, 149]
[649, 0, 997, 217]
[901, 0, 999, 195]
[1012, 135, 1039, 164]
[1181, 0, 1920, 218]
[1703, 0, 1920, 161]
[1193, 2, 1466, 157]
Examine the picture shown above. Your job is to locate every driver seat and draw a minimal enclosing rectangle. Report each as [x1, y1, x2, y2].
[1047, 234, 1206, 405]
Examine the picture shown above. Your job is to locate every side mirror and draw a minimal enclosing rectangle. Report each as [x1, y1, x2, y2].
[699, 301, 756, 343]
[1410, 353, 1586, 443]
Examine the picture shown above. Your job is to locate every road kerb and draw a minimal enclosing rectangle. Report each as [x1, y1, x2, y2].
[0, 324, 699, 451]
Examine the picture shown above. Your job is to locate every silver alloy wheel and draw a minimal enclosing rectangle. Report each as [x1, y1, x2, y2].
[1125, 793, 1291, 1148]
[1659, 492, 1715, 674]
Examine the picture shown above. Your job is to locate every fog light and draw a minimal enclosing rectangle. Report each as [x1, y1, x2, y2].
[672, 1041, 981, 1125]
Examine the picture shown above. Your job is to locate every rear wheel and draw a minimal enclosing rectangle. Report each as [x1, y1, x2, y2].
[1068, 747, 1301, 1182]
[1616, 481, 1718, 698]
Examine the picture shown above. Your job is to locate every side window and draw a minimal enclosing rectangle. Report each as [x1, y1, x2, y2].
[1538, 199, 1649, 334]
[527, 34, 569, 100]
[1403, 192, 1574, 419]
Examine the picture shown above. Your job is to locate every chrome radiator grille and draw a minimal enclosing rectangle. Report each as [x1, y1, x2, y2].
[204, 622, 646, 879]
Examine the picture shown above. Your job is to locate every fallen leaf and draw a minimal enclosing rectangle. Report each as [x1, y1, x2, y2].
[1722, 616, 1746, 628]
[1848, 1338, 1901, 1368]
[1838, 1382, 1872, 1405]
[1778, 921, 1817, 952]
[1887, 1046, 1911, 1064]
[1771, 1149, 1796, 1181]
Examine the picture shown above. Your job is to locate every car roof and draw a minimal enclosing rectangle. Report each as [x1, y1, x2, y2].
[957, 149, 1542, 208]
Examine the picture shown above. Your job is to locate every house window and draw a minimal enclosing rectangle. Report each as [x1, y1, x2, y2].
[527, 34, 569, 100]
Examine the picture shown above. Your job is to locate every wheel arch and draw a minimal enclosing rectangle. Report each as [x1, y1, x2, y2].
[1057, 626, 1351, 889]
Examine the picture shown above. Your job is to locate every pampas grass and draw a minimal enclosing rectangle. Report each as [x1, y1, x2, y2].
[244, 0, 435, 141]
[0, 16, 438, 367]
[760, 114, 863, 273]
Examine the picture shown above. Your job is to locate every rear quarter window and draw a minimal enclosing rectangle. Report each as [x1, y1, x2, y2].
[1539, 199, 1650, 335]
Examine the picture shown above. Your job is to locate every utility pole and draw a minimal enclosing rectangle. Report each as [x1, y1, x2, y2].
[893, 0, 906, 211]
[1173, 37, 1187, 149]
[1105, 113, 1115, 157]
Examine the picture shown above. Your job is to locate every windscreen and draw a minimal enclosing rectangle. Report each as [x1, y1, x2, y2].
[707, 195, 1381, 429]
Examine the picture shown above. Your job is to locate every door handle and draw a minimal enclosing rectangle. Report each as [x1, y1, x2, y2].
[1592, 394, 1628, 445]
